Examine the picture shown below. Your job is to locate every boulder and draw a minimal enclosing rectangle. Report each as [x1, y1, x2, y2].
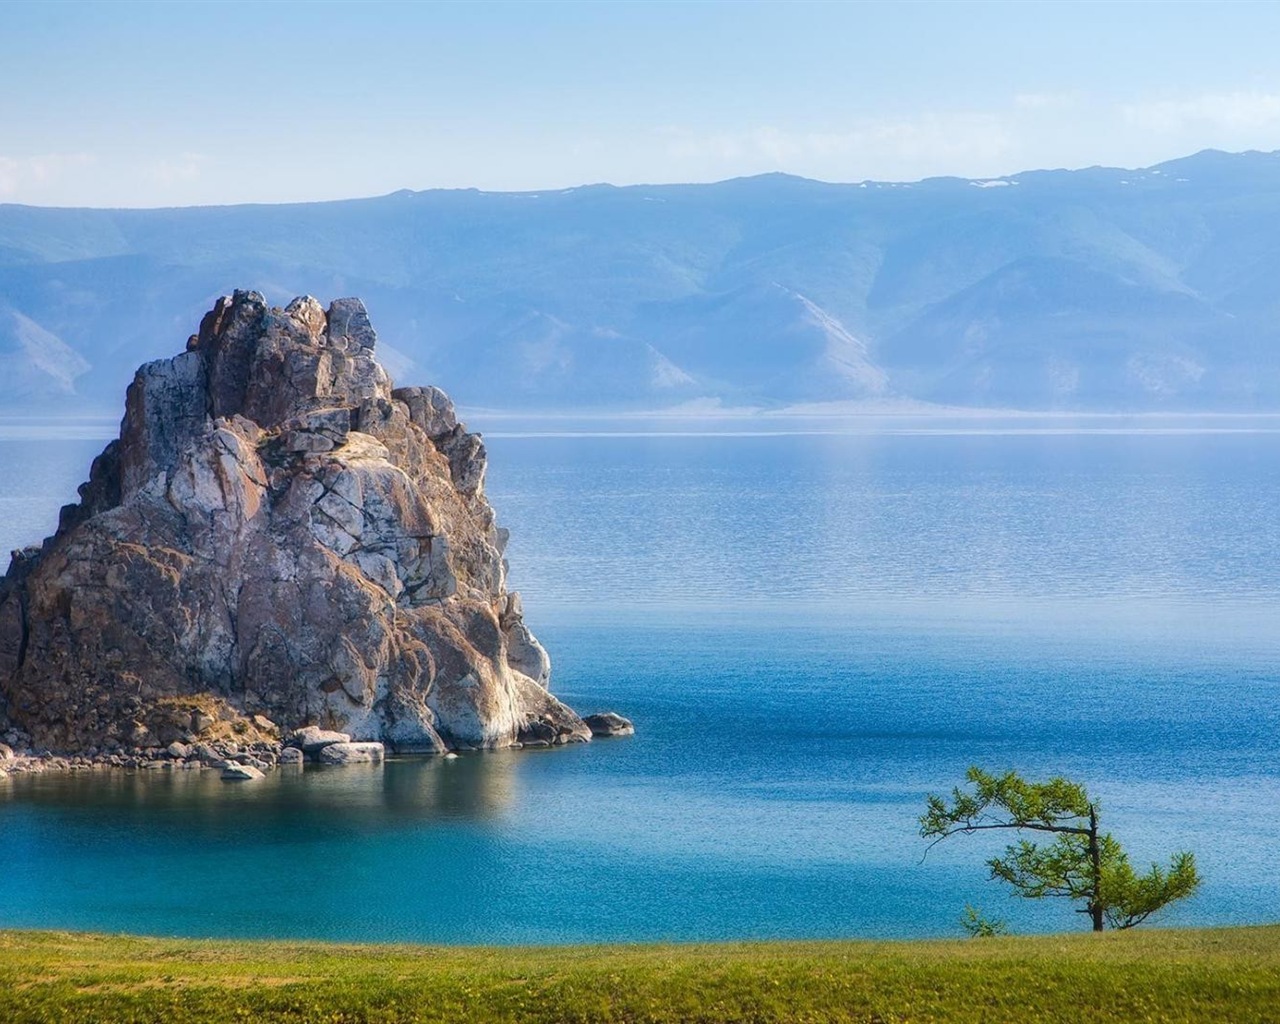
[221, 763, 265, 781]
[582, 712, 635, 737]
[251, 714, 278, 736]
[278, 746, 305, 766]
[289, 726, 351, 755]
[317, 741, 385, 765]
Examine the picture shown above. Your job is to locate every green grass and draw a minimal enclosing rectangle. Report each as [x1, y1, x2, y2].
[2, 926, 1279, 1023]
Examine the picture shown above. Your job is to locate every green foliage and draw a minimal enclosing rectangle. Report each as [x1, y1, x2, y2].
[960, 905, 1008, 938]
[922, 766, 1200, 932]
[1102, 848, 1202, 930]
[921, 767, 1092, 836]
[988, 832, 1104, 902]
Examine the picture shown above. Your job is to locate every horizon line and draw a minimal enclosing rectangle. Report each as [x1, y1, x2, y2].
[2, 146, 1275, 215]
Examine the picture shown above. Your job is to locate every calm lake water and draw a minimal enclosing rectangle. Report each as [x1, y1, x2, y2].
[1, 415, 1278, 942]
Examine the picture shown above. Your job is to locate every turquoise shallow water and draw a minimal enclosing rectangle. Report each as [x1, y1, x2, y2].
[0, 420, 1278, 942]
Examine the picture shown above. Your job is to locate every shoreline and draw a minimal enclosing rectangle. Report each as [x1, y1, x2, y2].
[0, 729, 612, 776]
[0, 741, 288, 776]
[4, 920, 1280, 950]
[4, 919, 1280, 950]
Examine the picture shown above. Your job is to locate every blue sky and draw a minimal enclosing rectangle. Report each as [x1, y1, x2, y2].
[4, 0, 1280, 206]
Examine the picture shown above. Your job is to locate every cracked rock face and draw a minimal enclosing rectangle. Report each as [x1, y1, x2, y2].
[0, 291, 586, 754]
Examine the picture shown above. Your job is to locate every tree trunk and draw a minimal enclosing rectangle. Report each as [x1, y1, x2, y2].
[1088, 804, 1103, 932]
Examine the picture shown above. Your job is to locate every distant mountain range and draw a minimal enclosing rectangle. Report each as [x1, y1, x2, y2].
[4, 148, 1280, 414]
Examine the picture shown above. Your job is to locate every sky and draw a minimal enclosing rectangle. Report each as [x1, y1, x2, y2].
[4, 0, 1280, 207]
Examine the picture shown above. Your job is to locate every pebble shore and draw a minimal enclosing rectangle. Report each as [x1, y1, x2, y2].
[0, 731, 288, 775]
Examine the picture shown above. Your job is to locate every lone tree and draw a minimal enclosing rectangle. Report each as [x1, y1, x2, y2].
[921, 767, 1200, 932]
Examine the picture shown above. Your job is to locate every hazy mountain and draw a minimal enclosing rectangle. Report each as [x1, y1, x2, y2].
[3, 148, 1280, 413]
[0, 301, 91, 402]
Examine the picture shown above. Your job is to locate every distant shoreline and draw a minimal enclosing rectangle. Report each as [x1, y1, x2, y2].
[6, 408, 1280, 445]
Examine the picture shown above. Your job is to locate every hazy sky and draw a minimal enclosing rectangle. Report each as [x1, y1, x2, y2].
[5, 0, 1280, 207]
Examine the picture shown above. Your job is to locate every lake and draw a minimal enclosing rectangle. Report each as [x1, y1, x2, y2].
[1, 415, 1278, 942]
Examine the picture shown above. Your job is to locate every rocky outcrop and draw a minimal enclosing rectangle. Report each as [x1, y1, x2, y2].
[0, 291, 597, 757]
[582, 712, 635, 737]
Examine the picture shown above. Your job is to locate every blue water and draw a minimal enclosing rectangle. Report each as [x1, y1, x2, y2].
[1, 417, 1278, 942]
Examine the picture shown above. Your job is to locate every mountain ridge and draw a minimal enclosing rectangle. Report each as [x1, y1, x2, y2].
[4, 148, 1280, 413]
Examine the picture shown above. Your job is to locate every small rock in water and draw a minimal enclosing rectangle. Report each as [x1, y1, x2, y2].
[317, 741, 384, 765]
[582, 712, 635, 737]
[221, 763, 265, 781]
[278, 746, 305, 766]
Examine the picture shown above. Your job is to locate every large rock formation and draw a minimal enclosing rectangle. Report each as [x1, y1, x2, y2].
[0, 291, 592, 755]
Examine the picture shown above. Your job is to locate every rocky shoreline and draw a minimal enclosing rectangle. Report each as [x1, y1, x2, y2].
[0, 736, 287, 776]
[0, 713, 634, 778]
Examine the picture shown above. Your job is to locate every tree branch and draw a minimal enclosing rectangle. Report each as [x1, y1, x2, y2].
[935, 821, 1091, 838]
[920, 820, 1090, 861]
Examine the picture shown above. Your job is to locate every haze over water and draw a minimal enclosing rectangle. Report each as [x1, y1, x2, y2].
[1, 417, 1278, 942]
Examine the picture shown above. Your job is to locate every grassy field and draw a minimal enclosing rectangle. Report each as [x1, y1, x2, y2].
[2, 926, 1279, 1023]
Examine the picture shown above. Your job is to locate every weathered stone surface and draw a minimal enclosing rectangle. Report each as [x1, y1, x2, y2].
[318, 740, 385, 765]
[393, 386, 458, 438]
[582, 712, 635, 737]
[0, 292, 597, 757]
[279, 746, 305, 765]
[289, 726, 351, 754]
[221, 763, 264, 781]
[501, 592, 551, 687]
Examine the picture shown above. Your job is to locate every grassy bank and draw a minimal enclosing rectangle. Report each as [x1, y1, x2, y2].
[2, 926, 1279, 1023]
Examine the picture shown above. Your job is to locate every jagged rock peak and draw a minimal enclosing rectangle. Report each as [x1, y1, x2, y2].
[0, 292, 592, 757]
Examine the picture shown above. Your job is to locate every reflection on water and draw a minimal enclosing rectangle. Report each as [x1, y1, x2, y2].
[1, 756, 519, 824]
